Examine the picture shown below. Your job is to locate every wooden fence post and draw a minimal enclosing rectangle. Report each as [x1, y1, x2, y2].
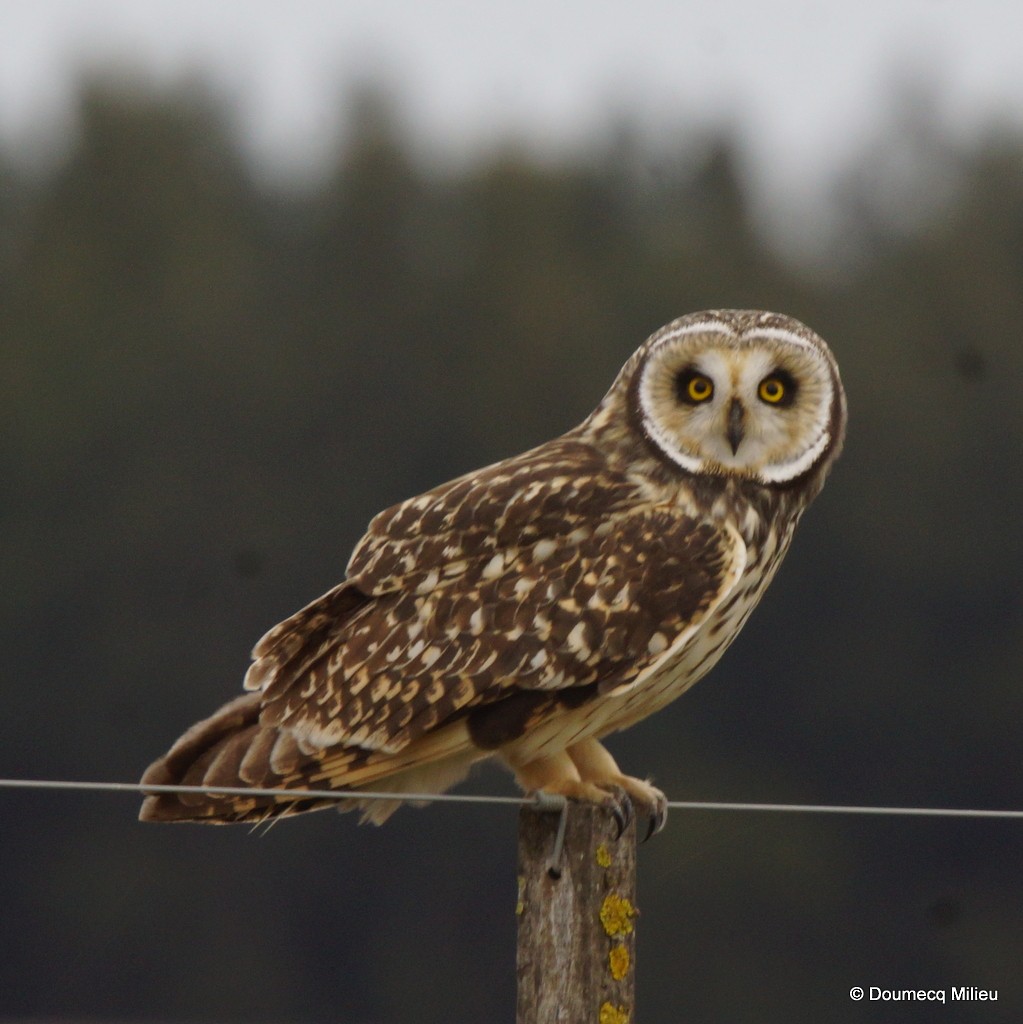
[516, 800, 637, 1024]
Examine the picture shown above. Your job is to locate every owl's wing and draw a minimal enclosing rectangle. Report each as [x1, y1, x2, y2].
[245, 437, 746, 756]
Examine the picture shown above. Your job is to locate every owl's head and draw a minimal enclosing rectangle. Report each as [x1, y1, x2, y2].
[612, 310, 846, 485]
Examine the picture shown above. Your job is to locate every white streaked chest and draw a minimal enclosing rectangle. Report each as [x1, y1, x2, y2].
[504, 516, 793, 761]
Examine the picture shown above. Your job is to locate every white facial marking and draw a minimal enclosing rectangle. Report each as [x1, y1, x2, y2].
[751, 325, 821, 355]
[758, 429, 832, 483]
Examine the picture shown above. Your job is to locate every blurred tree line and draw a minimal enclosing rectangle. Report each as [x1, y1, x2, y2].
[1, 76, 1021, 1022]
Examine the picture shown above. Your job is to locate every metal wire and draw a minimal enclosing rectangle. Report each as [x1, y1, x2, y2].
[1, 777, 1022, 819]
[0, 777, 525, 806]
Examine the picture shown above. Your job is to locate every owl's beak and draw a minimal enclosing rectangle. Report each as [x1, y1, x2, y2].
[726, 399, 745, 454]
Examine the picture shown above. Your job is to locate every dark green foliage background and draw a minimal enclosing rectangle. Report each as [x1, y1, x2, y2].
[2, 78, 1021, 1022]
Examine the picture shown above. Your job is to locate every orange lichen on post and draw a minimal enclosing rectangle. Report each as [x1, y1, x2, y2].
[599, 892, 636, 937]
[598, 1001, 630, 1024]
[595, 843, 613, 868]
[608, 943, 631, 981]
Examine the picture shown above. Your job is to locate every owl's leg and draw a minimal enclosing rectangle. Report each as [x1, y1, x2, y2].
[567, 737, 668, 839]
[510, 750, 634, 837]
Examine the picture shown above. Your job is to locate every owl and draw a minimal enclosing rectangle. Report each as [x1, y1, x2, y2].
[140, 309, 845, 835]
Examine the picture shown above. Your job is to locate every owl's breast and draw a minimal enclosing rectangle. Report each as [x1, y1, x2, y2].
[607, 537, 783, 728]
[501, 523, 791, 763]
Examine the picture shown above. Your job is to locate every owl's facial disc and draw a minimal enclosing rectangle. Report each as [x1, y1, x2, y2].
[636, 319, 840, 484]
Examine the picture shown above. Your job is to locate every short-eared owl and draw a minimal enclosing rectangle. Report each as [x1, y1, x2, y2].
[140, 310, 845, 833]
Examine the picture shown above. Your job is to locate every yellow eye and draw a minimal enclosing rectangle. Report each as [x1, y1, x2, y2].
[682, 373, 714, 403]
[675, 367, 716, 405]
[758, 377, 786, 404]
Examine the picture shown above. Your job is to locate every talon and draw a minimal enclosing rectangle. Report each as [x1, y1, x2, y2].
[642, 795, 669, 842]
[642, 815, 657, 843]
[604, 785, 633, 838]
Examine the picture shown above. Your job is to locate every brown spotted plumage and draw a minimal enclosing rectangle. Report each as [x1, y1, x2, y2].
[140, 310, 846, 831]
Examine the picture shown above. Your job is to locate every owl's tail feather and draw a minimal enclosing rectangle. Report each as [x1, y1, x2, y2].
[138, 692, 483, 825]
[139, 692, 333, 824]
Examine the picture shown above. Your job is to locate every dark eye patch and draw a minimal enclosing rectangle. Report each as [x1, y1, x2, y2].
[675, 366, 714, 405]
[758, 368, 798, 407]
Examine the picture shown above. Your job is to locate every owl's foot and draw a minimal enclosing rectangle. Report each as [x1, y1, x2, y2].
[533, 778, 635, 838]
[567, 737, 669, 841]
[510, 751, 633, 837]
[618, 776, 668, 841]
[510, 741, 668, 840]
[562, 774, 667, 841]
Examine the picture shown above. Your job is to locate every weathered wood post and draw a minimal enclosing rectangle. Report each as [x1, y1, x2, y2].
[516, 800, 638, 1024]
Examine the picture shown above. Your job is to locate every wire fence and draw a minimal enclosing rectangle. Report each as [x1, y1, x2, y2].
[2, 777, 1023, 820]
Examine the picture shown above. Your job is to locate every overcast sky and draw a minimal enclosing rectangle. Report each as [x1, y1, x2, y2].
[1, 0, 1022, 203]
